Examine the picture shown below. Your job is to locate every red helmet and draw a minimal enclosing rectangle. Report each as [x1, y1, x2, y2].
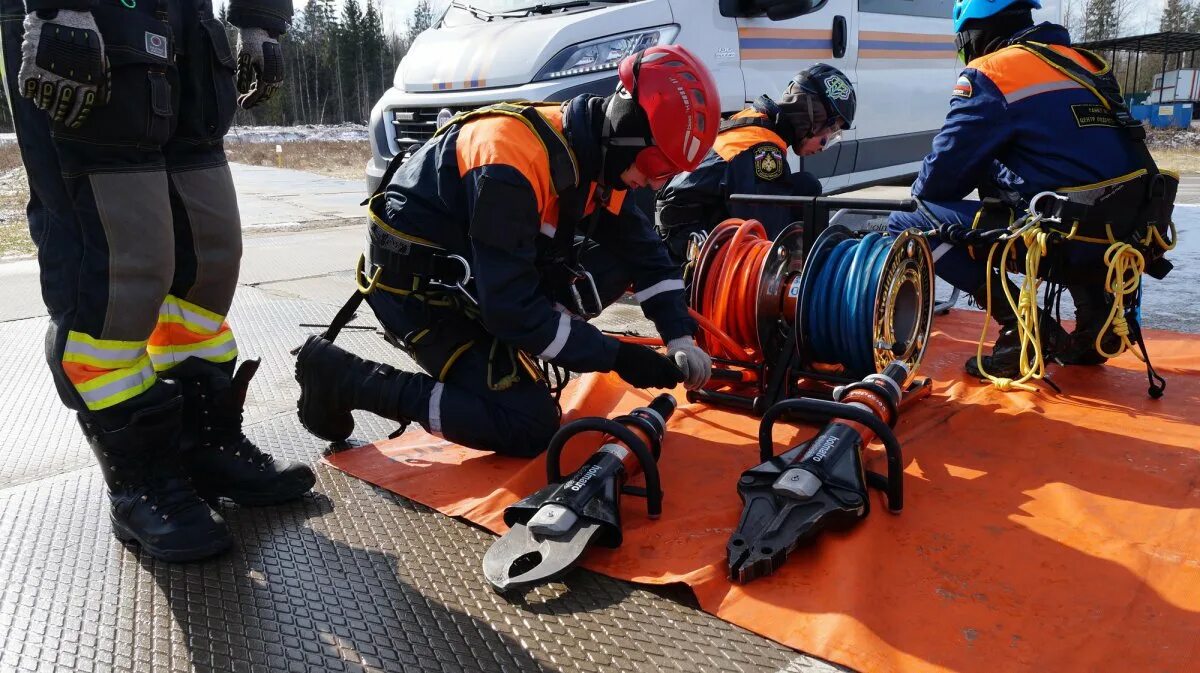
[615, 45, 720, 179]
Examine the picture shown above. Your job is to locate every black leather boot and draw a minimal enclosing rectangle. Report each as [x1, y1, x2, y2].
[964, 274, 1068, 379]
[81, 385, 232, 562]
[1056, 284, 1122, 365]
[166, 357, 316, 506]
[294, 335, 420, 443]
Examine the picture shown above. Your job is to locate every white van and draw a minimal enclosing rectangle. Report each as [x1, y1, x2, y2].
[366, 0, 1063, 194]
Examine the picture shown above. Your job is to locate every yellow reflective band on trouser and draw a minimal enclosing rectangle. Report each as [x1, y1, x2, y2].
[148, 295, 239, 371]
[72, 355, 158, 411]
[147, 327, 238, 371]
[62, 331, 149, 369]
[157, 295, 226, 334]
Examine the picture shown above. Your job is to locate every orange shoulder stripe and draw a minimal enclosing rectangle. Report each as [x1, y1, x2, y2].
[455, 115, 553, 213]
[714, 109, 788, 161]
[972, 44, 1100, 102]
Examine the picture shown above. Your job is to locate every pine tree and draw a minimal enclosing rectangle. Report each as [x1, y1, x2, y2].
[407, 0, 435, 47]
[340, 0, 365, 121]
[1161, 0, 1192, 31]
[363, 0, 387, 111]
[1083, 0, 1120, 42]
[1190, 2, 1200, 32]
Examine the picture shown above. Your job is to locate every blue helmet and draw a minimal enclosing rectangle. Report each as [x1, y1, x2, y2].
[953, 0, 1041, 33]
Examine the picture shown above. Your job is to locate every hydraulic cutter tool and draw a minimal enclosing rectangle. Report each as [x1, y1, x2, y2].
[483, 394, 676, 592]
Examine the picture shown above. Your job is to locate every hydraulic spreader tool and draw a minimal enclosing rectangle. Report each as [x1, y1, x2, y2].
[482, 395, 676, 592]
[728, 361, 911, 583]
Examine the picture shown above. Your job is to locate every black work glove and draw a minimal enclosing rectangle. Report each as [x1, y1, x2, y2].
[235, 27, 283, 109]
[19, 9, 109, 128]
[612, 342, 685, 390]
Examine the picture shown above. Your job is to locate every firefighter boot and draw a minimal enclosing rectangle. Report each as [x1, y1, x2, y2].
[167, 357, 316, 506]
[1056, 284, 1123, 365]
[81, 385, 232, 562]
[964, 274, 1068, 379]
[294, 335, 423, 443]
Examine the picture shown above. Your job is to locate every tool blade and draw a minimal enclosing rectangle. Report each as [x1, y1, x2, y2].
[482, 521, 603, 593]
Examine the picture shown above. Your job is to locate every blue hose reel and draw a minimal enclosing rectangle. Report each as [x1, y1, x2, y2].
[796, 225, 935, 379]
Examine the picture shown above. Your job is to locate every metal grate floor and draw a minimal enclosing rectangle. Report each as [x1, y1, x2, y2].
[0, 283, 835, 673]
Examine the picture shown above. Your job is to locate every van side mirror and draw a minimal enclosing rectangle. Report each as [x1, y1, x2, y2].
[719, 0, 826, 20]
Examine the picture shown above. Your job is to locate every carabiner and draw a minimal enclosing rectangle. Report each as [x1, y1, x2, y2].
[1028, 191, 1068, 223]
[355, 254, 382, 294]
[442, 254, 480, 306]
[568, 269, 604, 319]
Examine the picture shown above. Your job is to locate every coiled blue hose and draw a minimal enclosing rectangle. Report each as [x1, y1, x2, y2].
[803, 232, 895, 377]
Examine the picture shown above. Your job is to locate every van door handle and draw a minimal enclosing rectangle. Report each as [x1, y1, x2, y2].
[832, 15, 847, 59]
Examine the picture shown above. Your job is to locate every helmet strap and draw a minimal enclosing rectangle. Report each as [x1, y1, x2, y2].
[956, 7, 1034, 63]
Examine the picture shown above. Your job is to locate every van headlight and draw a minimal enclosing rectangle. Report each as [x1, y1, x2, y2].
[534, 26, 680, 81]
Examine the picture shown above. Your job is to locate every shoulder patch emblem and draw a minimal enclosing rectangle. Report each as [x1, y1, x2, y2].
[952, 75, 973, 99]
[1071, 103, 1121, 128]
[753, 143, 785, 181]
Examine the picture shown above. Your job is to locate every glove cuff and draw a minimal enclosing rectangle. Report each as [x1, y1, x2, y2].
[666, 337, 696, 350]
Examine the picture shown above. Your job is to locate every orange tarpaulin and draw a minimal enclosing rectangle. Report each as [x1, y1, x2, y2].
[325, 310, 1200, 673]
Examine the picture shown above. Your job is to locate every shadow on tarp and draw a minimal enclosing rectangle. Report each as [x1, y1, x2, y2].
[327, 309, 1200, 673]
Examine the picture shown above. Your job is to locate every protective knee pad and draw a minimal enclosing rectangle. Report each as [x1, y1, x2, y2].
[168, 165, 242, 316]
[89, 171, 176, 340]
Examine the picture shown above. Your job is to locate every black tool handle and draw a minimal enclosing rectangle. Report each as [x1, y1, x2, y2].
[646, 393, 677, 421]
[758, 398, 904, 512]
[545, 417, 664, 518]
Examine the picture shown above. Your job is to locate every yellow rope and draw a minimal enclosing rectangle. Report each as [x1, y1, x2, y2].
[974, 221, 1051, 393]
[973, 213, 1173, 391]
[1096, 242, 1144, 361]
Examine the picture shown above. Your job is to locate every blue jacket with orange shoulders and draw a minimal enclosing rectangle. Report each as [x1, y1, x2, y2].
[657, 108, 821, 239]
[375, 96, 694, 374]
[913, 23, 1145, 204]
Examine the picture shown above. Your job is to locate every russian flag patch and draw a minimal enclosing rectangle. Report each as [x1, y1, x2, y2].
[952, 75, 973, 99]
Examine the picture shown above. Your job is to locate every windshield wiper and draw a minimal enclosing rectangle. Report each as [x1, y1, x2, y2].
[497, 1, 594, 17]
[449, 1, 501, 21]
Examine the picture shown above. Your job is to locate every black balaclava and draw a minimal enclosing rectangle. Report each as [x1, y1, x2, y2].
[563, 95, 605, 186]
[956, 7, 1035, 64]
[762, 88, 832, 153]
[598, 89, 653, 188]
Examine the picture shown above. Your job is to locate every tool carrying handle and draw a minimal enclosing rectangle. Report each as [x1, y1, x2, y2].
[758, 399, 904, 512]
[545, 418, 664, 518]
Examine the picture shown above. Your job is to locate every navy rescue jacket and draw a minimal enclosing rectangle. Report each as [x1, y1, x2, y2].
[377, 96, 695, 374]
[657, 108, 821, 238]
[914, 23, 1145, 204]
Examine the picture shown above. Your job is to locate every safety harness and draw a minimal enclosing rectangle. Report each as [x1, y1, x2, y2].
[944, 42, 1178, 397]
[316, 102, 607, 394]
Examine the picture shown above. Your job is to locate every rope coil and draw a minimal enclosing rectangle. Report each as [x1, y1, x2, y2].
[966, 199, 1176, 396]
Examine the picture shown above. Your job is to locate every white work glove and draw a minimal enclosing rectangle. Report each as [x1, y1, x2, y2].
[235, 27, 283, 110]
[667, 336, 712, 391]
[19, 10, 109, 128]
